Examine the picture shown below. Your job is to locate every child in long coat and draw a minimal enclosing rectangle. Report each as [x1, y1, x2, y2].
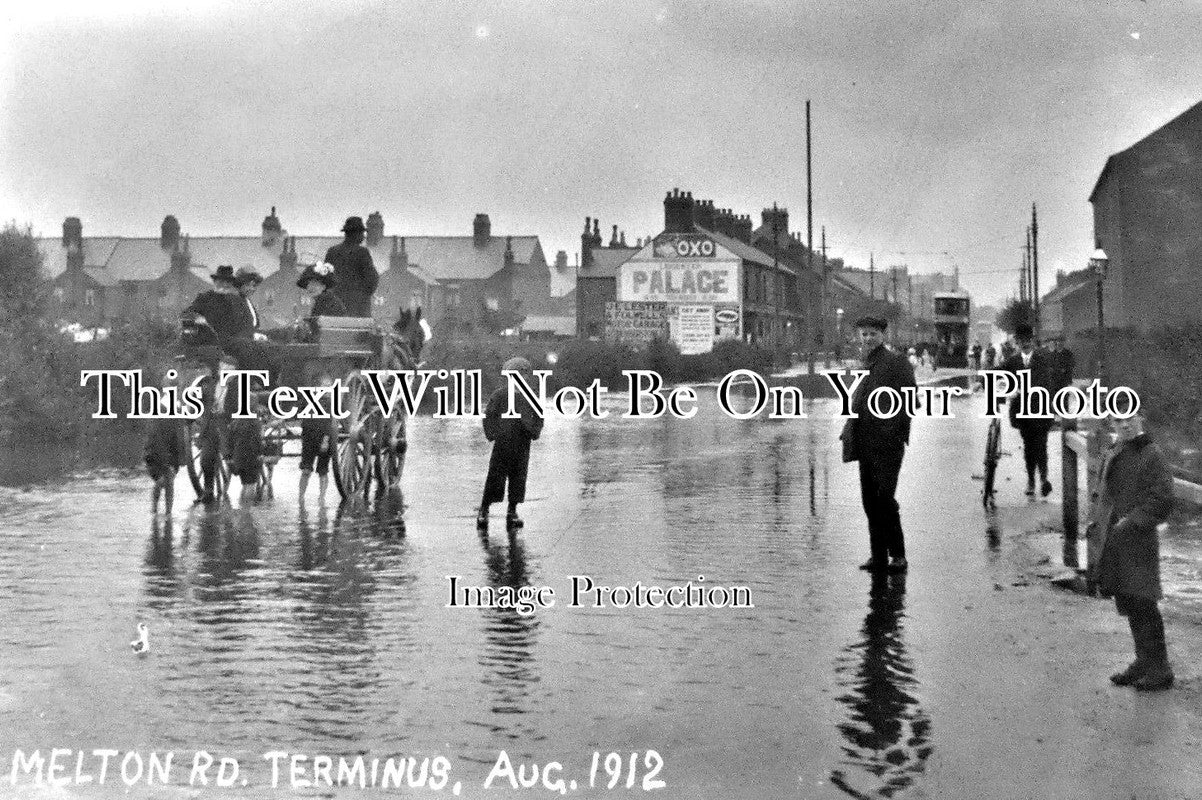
[1088, 410, 1175, 691]
[226, 392, 264, 502]
[144, 414, 187, 515]
[477, 357, 544, 532]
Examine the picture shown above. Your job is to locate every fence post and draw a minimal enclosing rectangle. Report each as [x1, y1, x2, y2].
[1084, 421, 1104, 585]
[1062, 428, 1078, 540]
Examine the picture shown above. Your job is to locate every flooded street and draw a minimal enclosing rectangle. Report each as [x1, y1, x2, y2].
[1, 392, 1200, 798]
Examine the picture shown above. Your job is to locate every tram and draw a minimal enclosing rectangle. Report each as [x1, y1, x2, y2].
[932, 290, 971, 368]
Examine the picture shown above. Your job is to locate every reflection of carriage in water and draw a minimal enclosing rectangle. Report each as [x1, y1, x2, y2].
[177, 310, 428, 503]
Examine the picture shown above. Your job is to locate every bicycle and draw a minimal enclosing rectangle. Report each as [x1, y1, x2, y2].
[982, 415, 1001, 510]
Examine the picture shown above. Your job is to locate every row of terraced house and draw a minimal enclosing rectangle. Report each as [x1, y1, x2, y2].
[40, 208, 576, 337]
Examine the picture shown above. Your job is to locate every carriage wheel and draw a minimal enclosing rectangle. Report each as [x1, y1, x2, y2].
[332, 372, 375, 501]
[374, 409, 406, 492]
[186, 420, 229, 500]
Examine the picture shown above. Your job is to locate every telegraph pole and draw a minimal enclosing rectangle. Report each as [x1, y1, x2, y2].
[869, 252, 875, 299]
[1031, 203, 1040, 338]
[820, 226, 827, 350]
[806, 99, 815, 372]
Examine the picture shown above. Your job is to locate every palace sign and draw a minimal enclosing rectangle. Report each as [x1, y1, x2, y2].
[619, 261, 740, 304]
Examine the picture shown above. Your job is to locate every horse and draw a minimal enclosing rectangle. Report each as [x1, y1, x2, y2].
[374, 307, 431, 491]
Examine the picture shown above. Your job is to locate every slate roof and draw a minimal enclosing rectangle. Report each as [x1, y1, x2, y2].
[580, 247, 638, 279]
[35, 233, 545, 284]
[694, 225, 793, 273]
[36, 238, 121, 279]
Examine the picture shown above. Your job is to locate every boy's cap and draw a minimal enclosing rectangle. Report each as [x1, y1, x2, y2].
[502, 356, 532, 373]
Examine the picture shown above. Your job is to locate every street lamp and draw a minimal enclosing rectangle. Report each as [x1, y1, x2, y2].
[835, 308, 844, 362]
[1089, 246, 1109, 381]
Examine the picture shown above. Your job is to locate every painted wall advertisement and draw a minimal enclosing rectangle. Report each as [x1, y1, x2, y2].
[605, 301, 669, 345]
[670, 305, 715, 355]
[611, 234, 743, 353]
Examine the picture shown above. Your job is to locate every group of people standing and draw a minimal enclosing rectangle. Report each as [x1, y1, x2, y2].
[842, 316, 1176, 691]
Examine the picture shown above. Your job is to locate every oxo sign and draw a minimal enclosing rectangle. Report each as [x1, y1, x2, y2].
[674, 238, 715, 257]
[653, 234, 718, 260]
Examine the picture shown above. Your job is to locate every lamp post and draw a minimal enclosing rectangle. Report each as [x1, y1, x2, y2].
[1089, 246, 1109, 381]
[835, 307, 844, 363]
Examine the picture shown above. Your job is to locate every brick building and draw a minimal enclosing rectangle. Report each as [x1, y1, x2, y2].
[38, 209, 558, 335]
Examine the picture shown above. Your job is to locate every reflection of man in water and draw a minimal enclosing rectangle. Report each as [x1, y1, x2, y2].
[830, 573, 931, 798]
[478, 533, 540, 725]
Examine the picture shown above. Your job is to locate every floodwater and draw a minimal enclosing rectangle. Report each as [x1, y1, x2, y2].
[0, 392, 1198, 798]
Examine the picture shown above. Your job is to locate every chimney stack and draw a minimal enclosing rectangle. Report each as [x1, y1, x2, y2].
[695, 199, 716, 230]
[663, 188, 696, 233]
[62, 217, 83, 250]
[366, 211, 385, 247]
[761, 206, 789, 242]
[610, 224, 620, 247]
[390, 235, 408, 271]
[555, 250, 568, 271]
[160, 215, 181, 250]
[581, 217, 594, 269]
[278, 236, 298, 272]
[261, 206, 282, 247]
[473, 213, 491, 247]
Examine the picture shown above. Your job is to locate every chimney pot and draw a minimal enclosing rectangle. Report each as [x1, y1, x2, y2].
[473, 213, 491, 247]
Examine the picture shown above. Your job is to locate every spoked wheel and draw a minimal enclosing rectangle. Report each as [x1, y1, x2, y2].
[186, 419, 229, 500]
[982, 418, 1000, 510]
[374, 408, 406, 494]
[332, 372, 376, 502]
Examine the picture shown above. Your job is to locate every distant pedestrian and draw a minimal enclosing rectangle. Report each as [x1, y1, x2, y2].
[478, 357, 544, 533]
[907, 346, 919, 370]
[1089, 410, 1175, 691]
[970, 342, 982, 371]
[984, 343, 997, 370]
[1000, 324, 1055, 498]
[323, 217, 379, 316]
[1047, 337, 1075, 392]
[840, 316, 917, 574]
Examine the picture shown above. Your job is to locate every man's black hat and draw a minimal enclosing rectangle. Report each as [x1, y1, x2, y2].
[211, 265, 237, 284]
[342, 216, 367, 233]
[1014, 323, 1034, 341]
[854, 316, 888, 331]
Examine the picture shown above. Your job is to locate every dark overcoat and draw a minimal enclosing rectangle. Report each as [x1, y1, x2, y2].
[1000, 348, 1055, 431]
[183, 290, 253, 345]
[323, 241, 379, 316]
[1087, 433, 1174, 600]
[840, 344, 917, 463]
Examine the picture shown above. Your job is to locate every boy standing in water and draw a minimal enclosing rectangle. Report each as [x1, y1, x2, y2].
[144, 373, 188, 515]
[299, 372, 335, 505]
[478, 357, 544, 532]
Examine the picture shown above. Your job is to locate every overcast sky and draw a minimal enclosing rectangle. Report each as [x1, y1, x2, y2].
[2, 0, 1199, 306]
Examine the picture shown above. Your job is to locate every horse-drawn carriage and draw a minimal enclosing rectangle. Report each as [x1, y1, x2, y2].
[177, 310, 427, 503]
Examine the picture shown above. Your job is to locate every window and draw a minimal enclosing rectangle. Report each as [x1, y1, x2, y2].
[411, 292, 423, 309]
[53, 287, 64, 302]
[84, 289, 95, 307]
[486, 296, 499, 311]
[374, 295, 385, 306]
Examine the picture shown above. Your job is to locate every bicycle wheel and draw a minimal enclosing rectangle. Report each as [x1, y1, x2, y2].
[982, 418, 1000, 509]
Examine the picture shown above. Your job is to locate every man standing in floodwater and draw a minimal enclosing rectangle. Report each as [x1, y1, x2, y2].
[840, 316, 918, 574]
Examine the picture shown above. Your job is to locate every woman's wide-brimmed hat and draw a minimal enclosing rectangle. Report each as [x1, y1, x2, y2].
[211, 264, 237, 284]
[297, 262, 337, 289]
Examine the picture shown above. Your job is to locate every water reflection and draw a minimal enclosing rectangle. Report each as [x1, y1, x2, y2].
[476, 531, 541, 739]
[830, 573, 932, 798]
